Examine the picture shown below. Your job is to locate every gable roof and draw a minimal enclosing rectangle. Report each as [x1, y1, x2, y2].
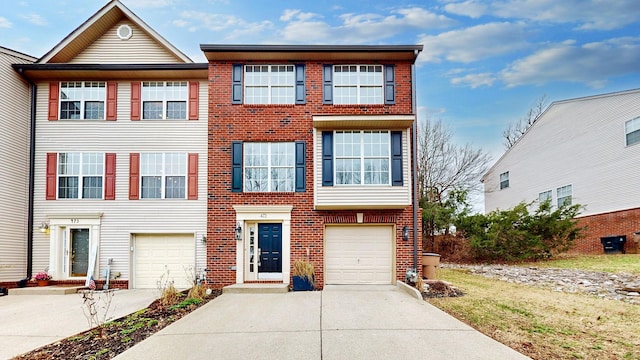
[38, 0, 191, 64]
[481, 88, 640, 182]
[0, 46, 37, 62]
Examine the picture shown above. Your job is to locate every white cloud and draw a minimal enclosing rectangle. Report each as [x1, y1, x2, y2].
[500, 37, 640, 87]
[124, 0, 176, 8]
[451, 72, 496, 88]
[443, 0, 488, 19]
[417, 22, 529, 63]
[175, 11, 274, 39]
[0, 16, 12, 28]
[279, 7, 454, 44]
[444, 0, 640, 30]
[20, 13, 48, 26]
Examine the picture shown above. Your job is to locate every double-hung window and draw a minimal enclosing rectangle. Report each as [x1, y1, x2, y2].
[244, 65, 295, 104]
[60, 82, 105, 119]
[244, 142, 295, 192]
[499, 171, 510, 190]
[140, 153, 186, 199]
[625, 116, 640, 146]
[142, 81, 188, 119]
[333, 65, 383, 104]
[57, 153, 104, 199]
[538, 190, 552, 204]
[556, 185, 572, 207]
[334, 131, 390, 185]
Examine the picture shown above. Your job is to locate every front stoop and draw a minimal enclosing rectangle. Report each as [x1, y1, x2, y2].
[223, 283, 289, 294]
[8, 285, 86, 295]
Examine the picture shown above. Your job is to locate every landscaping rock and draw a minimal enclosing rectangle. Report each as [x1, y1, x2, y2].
[442, 263, 640, 305]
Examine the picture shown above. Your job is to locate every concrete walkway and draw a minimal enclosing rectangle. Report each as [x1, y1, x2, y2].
[116, 285, 530, 360]
[0, 289, 156, 359]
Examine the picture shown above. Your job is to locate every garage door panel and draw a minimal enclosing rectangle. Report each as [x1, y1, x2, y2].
[325, 225, 393, 285]
[135, 234, 194, 289]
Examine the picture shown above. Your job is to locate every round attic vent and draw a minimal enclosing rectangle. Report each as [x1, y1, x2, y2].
[117, 24, 133, 40]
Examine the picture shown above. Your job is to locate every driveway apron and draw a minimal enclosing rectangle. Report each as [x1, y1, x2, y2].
[116, 285, 530, 360]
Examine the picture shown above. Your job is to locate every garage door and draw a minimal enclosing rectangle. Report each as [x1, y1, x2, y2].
[134, 234, 195, 289]
[325, 225, 394, 285]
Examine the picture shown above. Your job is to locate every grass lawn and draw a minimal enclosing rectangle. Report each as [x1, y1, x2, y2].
[429, 256, 640, 360]
[523, 254, 640, 275]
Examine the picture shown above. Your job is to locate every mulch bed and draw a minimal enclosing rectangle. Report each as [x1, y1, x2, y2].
[421, 280, 464, 299]
[12, 289, 222, 360]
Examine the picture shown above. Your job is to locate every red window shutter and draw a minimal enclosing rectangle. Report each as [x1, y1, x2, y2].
[188, 81, 199, 120]
[187, 153, 198, 200]
[46, 153, 57, 200]
[129, 153, 140, 200]
[104, 153, 116, 200]
[106, 82, 118, 121]
[48, 82, 59, 121]
[130, 82, 141, 121]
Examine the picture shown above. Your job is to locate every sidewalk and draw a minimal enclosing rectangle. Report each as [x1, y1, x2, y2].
[115, 285, 530, 360]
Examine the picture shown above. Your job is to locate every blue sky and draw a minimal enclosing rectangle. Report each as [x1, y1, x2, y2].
[2, 0, 640, 162]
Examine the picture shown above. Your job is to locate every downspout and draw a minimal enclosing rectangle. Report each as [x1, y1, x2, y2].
[411, 62, 419, 275]
[17, 70, 36, 287]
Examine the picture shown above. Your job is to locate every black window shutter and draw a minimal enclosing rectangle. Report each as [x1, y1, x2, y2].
[295, 64, 306, 104]
[295, 141, 306, 192]
[231, 141, 243, 192]
[391, 131, 403, 186]
[322, 64, 333, 104]
[232, 64, 243, 104]
[322, 132, 333, 186]
[385, 65, 396, 105]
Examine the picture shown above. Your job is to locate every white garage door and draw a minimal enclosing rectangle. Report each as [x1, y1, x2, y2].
[325, 225, 394, 285]
[134, 234, 195, 289]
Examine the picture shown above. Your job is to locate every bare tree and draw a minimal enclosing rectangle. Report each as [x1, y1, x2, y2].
[417, 117, 491, 203]
[503, 94, 548, 149]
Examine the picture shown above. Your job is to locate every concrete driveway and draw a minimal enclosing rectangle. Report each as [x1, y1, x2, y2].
[0, 289, 156, 359]
[115, 285, 530, 360]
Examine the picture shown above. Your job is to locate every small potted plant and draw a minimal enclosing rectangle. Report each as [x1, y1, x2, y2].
[292, 259, 314, 291]
[34, 271, 52, 286]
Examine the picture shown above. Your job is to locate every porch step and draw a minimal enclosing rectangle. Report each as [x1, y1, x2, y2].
[8, 285, 86, 295]
[223, 283, 289, 294]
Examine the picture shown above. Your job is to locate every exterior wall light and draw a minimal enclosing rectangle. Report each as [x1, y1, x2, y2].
[235, 222, 242, 240]
[402, 225, 410, 241]
[39, 222, 50, 234]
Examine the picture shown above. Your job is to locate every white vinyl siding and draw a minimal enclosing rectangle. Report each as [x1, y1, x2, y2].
[70, 21, 183, 64]
[314, 128, 411, 210]
[0, 50, 34, 282]
[32, 80, 207, 282]
[483, 89, 640, 217]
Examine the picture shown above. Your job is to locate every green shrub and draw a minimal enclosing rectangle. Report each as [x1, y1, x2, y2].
[455, 200, 583, 262]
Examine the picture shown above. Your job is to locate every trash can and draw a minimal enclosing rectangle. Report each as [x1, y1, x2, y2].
[422, 252, 441, 279]
[600, 235, 626, 254]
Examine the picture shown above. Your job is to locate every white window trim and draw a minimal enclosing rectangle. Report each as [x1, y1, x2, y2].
[334, 130, 391, 186]
[141, 81, 188, 120]
[140, 153, 188, 199]
[556, 184, 572, 207]
[625, 116, 640, 147]
[59, 81, 106, 120]
[57, 152, 105, 200]
[244, 65, 295, 105]
[243, 142, 295, 192]
[333, 64, 384, 105]
[499, 171, 509, 190]
[538, 190, 552, 204]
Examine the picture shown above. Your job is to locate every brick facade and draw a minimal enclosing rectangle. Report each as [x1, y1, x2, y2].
[206, 56, 421, 289]
[573, 207, 640, 254]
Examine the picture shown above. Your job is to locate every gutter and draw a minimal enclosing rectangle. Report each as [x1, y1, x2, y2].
[15, 69, 36, 287]
[411, 63, 419, 275]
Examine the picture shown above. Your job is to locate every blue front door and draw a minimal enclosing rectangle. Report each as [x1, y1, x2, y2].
[258, 223, 282, 273]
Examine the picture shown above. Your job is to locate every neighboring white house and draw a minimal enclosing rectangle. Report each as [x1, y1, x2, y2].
[482, 88, 640, 253]
[12, 0, 208, 288]
[0, 47, 36, 284]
